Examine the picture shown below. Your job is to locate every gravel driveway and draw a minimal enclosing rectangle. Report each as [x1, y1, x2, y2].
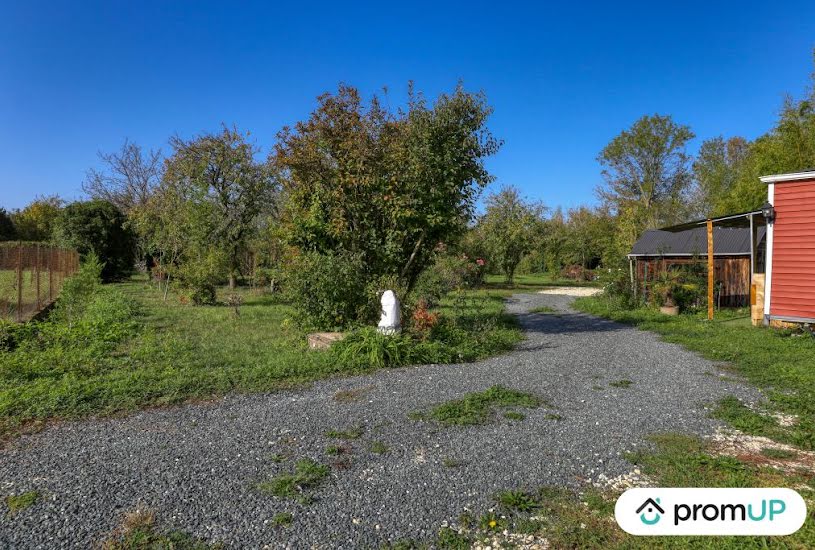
[0, 293, 760, 549]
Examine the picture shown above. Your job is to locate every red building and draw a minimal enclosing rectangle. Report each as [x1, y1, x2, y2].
[761, 170, 815, 325]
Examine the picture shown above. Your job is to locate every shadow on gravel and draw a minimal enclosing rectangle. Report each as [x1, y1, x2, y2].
[515, 312, 626, 335]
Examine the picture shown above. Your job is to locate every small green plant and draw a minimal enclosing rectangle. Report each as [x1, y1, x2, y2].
[425, 385, 543, 426]
[530, 305, 557, 314]
[478, 512, 506, 532]
[442, 457, 464, 468]
[325, 426, 364, 440]
[270, 454, 286, 463]
[609, 379, 633, 388]
[331, 327, 414, 370]
[545, 413, 564, 421]
[256, 459, 330, 500]
[272, 512, 293, 527]
[496, 489, 539, 512]
[5, 491, 39, 515]
[325, 445, 344, 456]
[435, 526, 473, 549]
[504, 411, 526, 421]
[760, 447, 797, 460]
[101, 507, 219, 549]
[369, 440, 389, 454]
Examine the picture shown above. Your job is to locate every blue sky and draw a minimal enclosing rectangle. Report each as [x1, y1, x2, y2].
[1, 1, 814, 211]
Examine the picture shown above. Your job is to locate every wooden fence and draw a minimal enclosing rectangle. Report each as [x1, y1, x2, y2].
[0, 242, 80, 322]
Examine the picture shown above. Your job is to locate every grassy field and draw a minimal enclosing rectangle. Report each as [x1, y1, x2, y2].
[483, 272, 600, 291]
[0, 276, 522, 440]
[0, 269, 55, 321]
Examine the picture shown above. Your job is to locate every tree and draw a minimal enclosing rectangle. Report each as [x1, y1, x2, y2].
[691, 136, 749, 217]
[161, 126, 276, 289]
[597, 114, 695, 236]
[274, 83, 499, 293]
[563, 206, 616, 269]
[478, 186, 545, 283]
[11, 195, 63, 241]
[52, 200, 135, 281]
[0, 208, 16, 241]
[83, 139, 162, 214]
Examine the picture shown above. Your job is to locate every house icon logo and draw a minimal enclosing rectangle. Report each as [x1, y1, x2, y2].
[636, 497, 665, 525]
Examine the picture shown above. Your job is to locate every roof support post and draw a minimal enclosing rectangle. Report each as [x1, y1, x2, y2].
[707, 219, 714, 321]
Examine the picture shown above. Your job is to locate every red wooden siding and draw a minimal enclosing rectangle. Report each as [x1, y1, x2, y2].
[770, 179, 815, 320]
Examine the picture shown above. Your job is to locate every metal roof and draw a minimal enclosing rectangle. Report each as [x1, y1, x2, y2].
[629, 226, 765, 257]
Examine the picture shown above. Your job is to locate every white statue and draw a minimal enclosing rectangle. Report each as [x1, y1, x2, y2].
[377, 290, 401, 334]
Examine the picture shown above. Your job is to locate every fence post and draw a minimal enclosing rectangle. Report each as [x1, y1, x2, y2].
[48, 248, 53, 302]
[16, 241, 23, 322]
[35, 243, 41, 310]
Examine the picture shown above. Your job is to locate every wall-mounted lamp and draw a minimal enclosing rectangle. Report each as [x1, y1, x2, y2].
[761, 202, 775, 222]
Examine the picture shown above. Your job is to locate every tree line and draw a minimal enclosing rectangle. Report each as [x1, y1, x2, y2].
[2, 55, 814, 323]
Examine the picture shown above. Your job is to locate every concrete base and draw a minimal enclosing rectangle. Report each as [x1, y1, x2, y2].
[307, 332, 345, 350]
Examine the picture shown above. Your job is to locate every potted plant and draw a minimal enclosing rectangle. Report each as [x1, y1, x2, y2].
[652, 270, 681, 316]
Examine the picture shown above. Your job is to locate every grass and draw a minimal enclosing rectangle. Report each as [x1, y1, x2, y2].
[101, 507, 220, 549]
[0, 275, 523, 440]
[503, 411, 526, 420]
[442, 457, 464, 468]
[761, 447, 797, 460]
[272, 512, 293, 527]
[608, 379, 633, 388]
[544, 413, 564, 421]
[574, 294, 815, 449]
[530, 305, 557, 314]
[369, 440, 389, 454]
[5, 490, 38, 515]
[483, 272, 600, 291]
[420, 385, 543, 426]
[255, 458, 329, 501]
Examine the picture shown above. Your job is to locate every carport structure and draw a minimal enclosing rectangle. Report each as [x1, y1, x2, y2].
[638, 209, 769, 321]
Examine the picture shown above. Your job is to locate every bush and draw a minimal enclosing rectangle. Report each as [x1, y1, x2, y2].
[55, 254, 104, 327]
[412, 254, 483, 307]
[52, 200, 134, 281]
[285, 251, 375, 330]
[330, 327, 415, 370]
[560, 264, 595, 281]
[175, 252, 223, 306]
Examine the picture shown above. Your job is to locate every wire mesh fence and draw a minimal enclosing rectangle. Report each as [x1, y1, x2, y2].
[0, 242, 80, 322]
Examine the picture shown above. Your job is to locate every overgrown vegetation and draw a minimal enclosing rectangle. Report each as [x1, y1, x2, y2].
[416, 385, 543, 426]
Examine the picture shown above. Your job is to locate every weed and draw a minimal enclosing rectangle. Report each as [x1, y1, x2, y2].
[270, 453, 286, 463]
[369, 440, 389, 454]
[333, 385, 375, 403]
[496, 489, 538, 512]
[325, 445, 345, 456]
[5, 491, 39, 515]
[545, 413, 564, 421]
[325, 426, 364, 440]
[256, 459, 330, 500]
[101, 507, 220, 549]
[592, 385, 603, 390]
[426, 385, 543, 426]
[530, 305, 557, 314]
[609, 379, 633, 388]
[272, 512, 293, 527]
[503, 411, 526, 421]
[435, 526, 473, 549]
[442, 457, 464, 468]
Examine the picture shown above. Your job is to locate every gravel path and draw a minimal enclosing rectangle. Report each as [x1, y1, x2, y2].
[0, 293, 761, 549]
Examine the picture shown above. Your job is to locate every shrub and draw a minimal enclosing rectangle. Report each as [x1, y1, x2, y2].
[330, 327, 414, 370]
[412, 254, 483, 307]
[285, 251, 375, 330]
[176, 254, 222, 306]
[55, 254, 104, 327]
[561, 264, 595, 281]
[52, 200, 134, 281]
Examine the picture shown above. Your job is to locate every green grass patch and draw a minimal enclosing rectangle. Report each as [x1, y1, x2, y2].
[608, 379, 633, 388]
[421, 385, 543, 426]
[574, 294, 815, 449]
[272, 512, 293, 527]
[544, 413, 564, 421]
[0, 276, 523, 441]
[325, 426, 364, 440]
[101, 508, 220, 549]
[495, 489, 539, 512]
[255, 458, 330, 501]
[369, 440, 389, 454]
[761, 447, 797, 460]
[503, 411, 526, 420]
[483, 272, 600, 291]
[530, 305, 557, 314]
[5, 490, 38, 515]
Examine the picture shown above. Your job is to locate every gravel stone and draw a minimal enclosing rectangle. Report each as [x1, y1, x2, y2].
[0, 293, 761, 548]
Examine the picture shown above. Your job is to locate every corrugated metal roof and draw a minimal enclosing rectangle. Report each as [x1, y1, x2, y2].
[629, 226, 766, 256]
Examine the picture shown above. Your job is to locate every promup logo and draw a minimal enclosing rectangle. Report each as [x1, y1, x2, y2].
[636, 497, 665, 525]
[616, 488, 806, 536]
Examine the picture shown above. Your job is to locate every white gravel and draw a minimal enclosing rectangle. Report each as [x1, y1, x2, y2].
[0, 293, 760, 548]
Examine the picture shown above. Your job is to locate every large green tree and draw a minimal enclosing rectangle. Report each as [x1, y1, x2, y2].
[11, 195, 63, 241]
[692, 136, 749, 217]
[0, 208, 16, 241]
[274, 84, 500, 291]
[477, 186, 545, 283]
[160, 126, 276, 289]
[597, 114, 695, 228]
